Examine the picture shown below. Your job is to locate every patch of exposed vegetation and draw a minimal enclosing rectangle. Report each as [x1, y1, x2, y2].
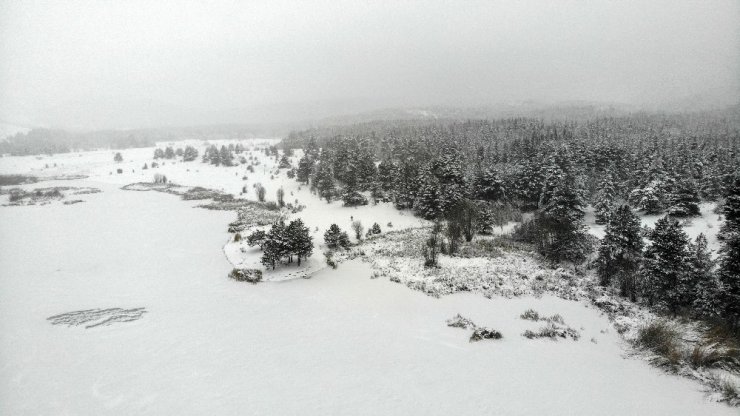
[523, 322, 581, 341]
[228, 268, 263, 284]
[0, 174, 38, 186]
[446, 313, 476, 329]
[470, 327, 503, 342]
[2, 186, 100, 206]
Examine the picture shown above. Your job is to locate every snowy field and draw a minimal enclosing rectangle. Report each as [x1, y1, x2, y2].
[0, 142, 735, 414]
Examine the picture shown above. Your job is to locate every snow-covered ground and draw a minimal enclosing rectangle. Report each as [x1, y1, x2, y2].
[0, 143, 736, 414]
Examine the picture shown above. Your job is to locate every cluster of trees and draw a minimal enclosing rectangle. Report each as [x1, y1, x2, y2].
[1, 129, 158, 155]
[596, 177, 740, 326]
[247, 219, 313, 269]
[286, 110, 740, 326]
[287, 112, 738, 223]
[152, 145, 199, 161]
[202, 145, 235, 166]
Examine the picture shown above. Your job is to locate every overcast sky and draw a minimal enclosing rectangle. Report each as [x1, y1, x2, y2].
[0, 0, 738, 129]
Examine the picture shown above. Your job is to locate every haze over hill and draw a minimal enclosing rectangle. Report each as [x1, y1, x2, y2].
[1, 1, 738, 131]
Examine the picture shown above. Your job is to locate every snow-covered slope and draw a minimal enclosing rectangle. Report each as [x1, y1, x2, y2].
[0, 182, 734, 415]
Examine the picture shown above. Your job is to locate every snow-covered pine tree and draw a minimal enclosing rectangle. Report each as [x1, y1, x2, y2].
[628, 179, 665, 215]
[718, 175, 740, 327]
[474, 167, 506, 201]
[164, 147, 175, 159]
[414, 164, 443, 219]
[392, 159, 418, 210]
[314, 162, 336, 202]
[260, 221, 286, 270]
[278, 154, 291, 169]
[377, 158, 397, 191]
[305, 137, 320, 160]
[666, 178, 701, 217]
[593, 173, 616, 225]
[540, 171, 591, 264]
[688, 233, 720, 318]
[537, 162, 563, 209]
[286, 219, 313, 266]
[596, 204, 643, 299]
[324, 224, 350, 249]
[183, 146, 199, 162]
[154, 148, 165, 159]
[476, 203, 496, 235]
[219, 145, 234, 166]
[416, 151, 466, 219]
[296, 156, 314, 184]
[641, 216, 692, 313]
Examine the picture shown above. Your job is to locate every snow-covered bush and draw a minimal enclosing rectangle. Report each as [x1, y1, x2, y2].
[228, 268, 263, 284]
[523, 322, 580, 341]
[446, 314, 475, 329]
[470, 327, 503, 342]
[342, 190, 368, 207]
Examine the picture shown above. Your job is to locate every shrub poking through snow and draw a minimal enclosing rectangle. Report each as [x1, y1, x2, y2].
[520, 309, 540, 321]
[523, 322, 580, 341]
[370, 223, 381, 235]
[634, 320, 682, 368]
[705, 373, 740, 406]
[228, 268, 263, 284]
[520, 309, 565, 325]
[446, 314, 476, 329]
[470, 328, 503, 342]
[324, 251, 337, 269]
[446, 314, 503, 342]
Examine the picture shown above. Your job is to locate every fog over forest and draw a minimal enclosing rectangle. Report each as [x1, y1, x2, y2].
[0, 0, 738, 130]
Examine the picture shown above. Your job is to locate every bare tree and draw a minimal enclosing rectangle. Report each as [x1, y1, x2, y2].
[351, 221, 364, 241]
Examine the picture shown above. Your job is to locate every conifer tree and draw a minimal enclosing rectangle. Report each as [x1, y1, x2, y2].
[287, 219, 313, 266]
[314, 162, 336, 202]
[278, 154, 291, 169]
[596, 205, 643, 299]
[392, 159, 418, 209]
[688, 234, 719, 317]
[593, 173, 616, 225]
[183, 146, 199, 162]
[296, 156, 314, 184]
[540, 172, 591, 263]
[305, 137, 320, 160]
[377, 158, 397, 191]
[474, 167, 506, 201]
[219, 145, 234, 166]
[324, 224, 350, 249]
[641, 216, 692, 313]
[667, 178, 701, 217]
[718, 176, 740, 327]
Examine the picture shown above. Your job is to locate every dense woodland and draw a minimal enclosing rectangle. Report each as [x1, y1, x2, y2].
[0, 124, 278, 156]
[284, 108, 740, 328]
